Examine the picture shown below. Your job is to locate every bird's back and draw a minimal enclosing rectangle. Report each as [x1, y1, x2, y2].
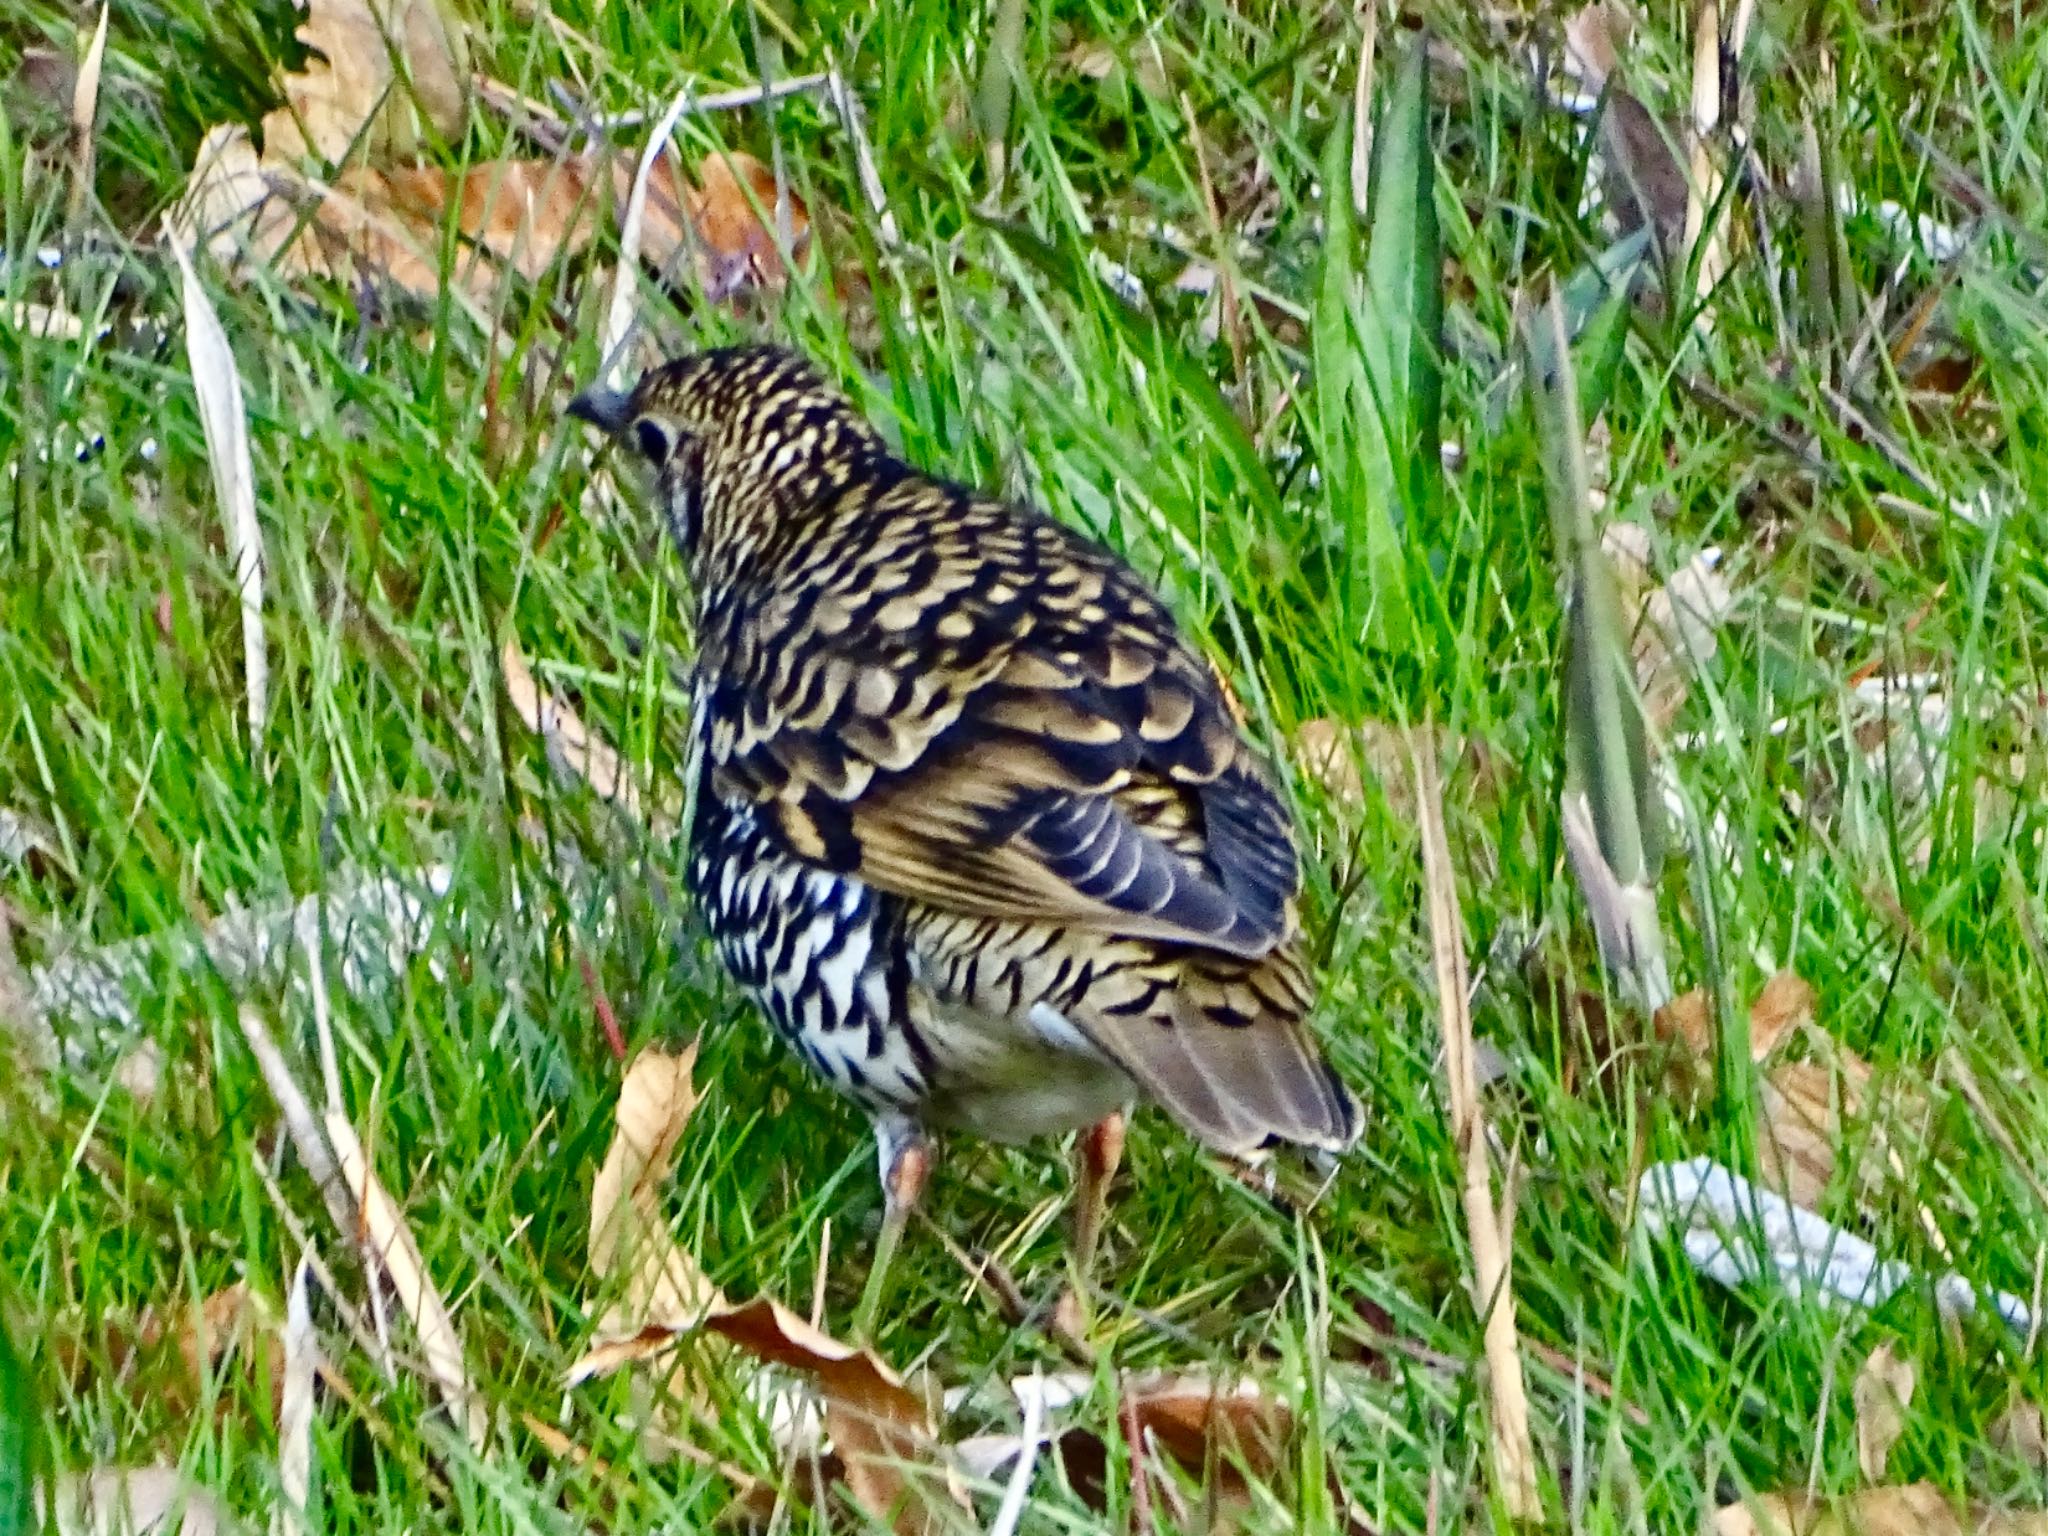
[683, 433, 1354, 1156]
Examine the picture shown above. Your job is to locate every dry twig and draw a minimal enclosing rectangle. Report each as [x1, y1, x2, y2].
[1412, 737, 1540, 1520]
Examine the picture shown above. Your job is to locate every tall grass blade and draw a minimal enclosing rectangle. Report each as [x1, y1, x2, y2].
[1522, 290, 1671, 1009]
[1313, 34, 1442, 659]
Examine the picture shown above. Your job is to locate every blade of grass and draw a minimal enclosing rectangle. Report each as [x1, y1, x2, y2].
[1522, 288, 1671, 1009]
[1314, 33, 1441, 659]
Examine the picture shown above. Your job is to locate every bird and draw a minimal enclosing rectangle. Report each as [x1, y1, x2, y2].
[568, 343, 1358, 1330]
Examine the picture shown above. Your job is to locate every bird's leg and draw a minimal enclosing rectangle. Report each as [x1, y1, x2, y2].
[854, 1114, 931, 1339]
[1071, 1109, 1127, 1284]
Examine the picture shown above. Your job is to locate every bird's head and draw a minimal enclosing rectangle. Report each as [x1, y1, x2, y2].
[567, 344, 883, 568]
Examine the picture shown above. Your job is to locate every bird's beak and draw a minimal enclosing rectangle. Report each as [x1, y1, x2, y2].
[566, 384, 634, 434]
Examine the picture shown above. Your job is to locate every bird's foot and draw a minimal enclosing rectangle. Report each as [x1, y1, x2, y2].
[1057, 1109, 1128, 1349]
[853, 1114, 931, 1341]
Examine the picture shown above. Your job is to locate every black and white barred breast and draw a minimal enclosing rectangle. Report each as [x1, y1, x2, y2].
[688, 774, 1139, 1143]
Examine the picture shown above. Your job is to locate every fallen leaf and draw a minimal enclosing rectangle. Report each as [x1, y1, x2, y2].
[274, 1258, 317, 1536]
[685, 150, 809, 302]
[162, 1283, 261, 1390]
[981, 1372, 1372, 1534]
[587, 1044, 723, 1334]
[167, 226, 268, 746]
[1757, 1046, 1880, 1211]
[569, 1298, 966, 1535]
[326, 1111, 485, 1449]
[1654, 970, 1814, 1066]
[1748, 972, 1817, 1060]
[501, 638, 667, 830]
[261, 0, 468, 165]
[177, 133, 798, 318]
[1604, 523, 1734, 734]
[1852, 1343, 1916, 1481]
[1713, 1483, 2048, 1535]
[1992, 1395, 2048, 1472]
[44, 1467, 228, 1536]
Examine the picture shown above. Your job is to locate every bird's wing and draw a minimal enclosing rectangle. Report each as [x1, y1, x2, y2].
[705, 520, 1298, 958]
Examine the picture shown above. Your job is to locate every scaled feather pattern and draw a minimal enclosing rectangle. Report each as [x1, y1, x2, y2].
[575, 344, 1358, 1159]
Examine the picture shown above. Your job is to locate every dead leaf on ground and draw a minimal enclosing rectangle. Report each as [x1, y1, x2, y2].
[1713, 1483, 2048, 1535]
[52, 1282, 276, 1426]
[177, 130, 806, 318]
[44, 1467, 229, 1536]
[569, 1297, 966, 1535]
[1654, 972, 1923, 1211]
[968, 1371, 1372, 1535]
[1852, 1342, 1916, 1481]
[1654, 970, 1815, 1065]
[1295, 718, 1498, 818]
[1605, 523, 1734, 734]
[1755, 1023, 1930, 1216]
[687, 150, 811, 302]
[262, 0, 468, 164]
[587, 1043, 723, 1335]
[1992, 1394, 2048, 1472]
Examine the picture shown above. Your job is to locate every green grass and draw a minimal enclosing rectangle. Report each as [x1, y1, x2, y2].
[6, 0, 2048, 1530]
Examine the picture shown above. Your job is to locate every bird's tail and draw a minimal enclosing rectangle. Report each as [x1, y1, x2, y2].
[1075, 945, 1359, 1159]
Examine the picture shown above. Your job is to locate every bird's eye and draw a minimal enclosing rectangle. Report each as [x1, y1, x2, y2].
[633, 416, 676, 468]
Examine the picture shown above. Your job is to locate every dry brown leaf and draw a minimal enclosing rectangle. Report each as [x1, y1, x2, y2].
[1757, 1047, 1879, 1211]
[326, 1110, 485, 1449]
[501, 637, 668, 829]
[1748, 972, 1817, 1059]
[686, 150, 810, 302]
[163, 1282, 261, 1388]
[1650, 973, 1929, 1214]
[45, 1467, 229, 1536]
[54, 1281, 272, 1422]
[568, 1297, 964, 1535]
[1655, 971, 1816, 1065]
[1713, 1483, 2048, 1535]
[588, 1043, 723, 1334]
[168, 226, 268, 745]
[261, 0, 468, 165]
[710, 1300, 964, 1535]
[1992, 1395, 2048, 1472]
[178, 129, 799, 319]
[984, 1372, 1372, 1534]
[1604, 524, 1733, 733]
[1852, 1343, 1916, 1482]
[183, 147, 644, 307]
